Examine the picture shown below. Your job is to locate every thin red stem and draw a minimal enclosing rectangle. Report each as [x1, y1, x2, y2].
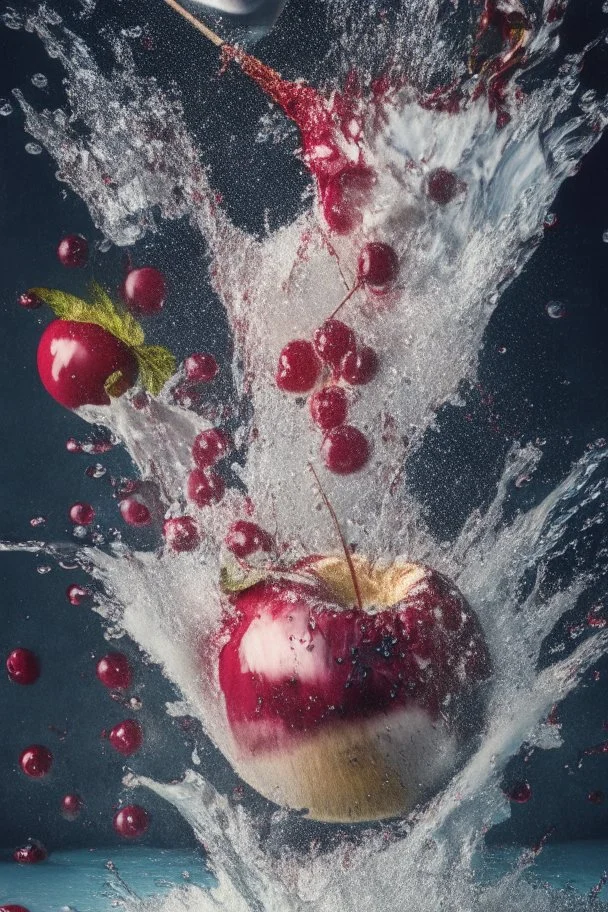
[328, 280, 362, 320]
[308, 463, 363, 612]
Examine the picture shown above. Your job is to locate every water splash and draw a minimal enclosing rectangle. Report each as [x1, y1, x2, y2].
[4, 0, 608, 909]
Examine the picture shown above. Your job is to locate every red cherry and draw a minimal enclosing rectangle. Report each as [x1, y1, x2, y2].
[37, 320, 138, 409]
[57, 234, 88, 268]
[113, 804, 150, 839]
[108, 719, 143, 756]
[6, 648, 40, 685]
[18, 291, 42, 310]
[96, 652, 133, 690]
[505, 781, 532, 803]
[184, 353, 219, 383]
[19, 745, 53, 779]
[357, 242, 399, 289]
[427, 167, 462, 205]
[123, 267, 166, 315]
[13, 841, 48, 864]
[187, 468, 225, 507]
[69, 502, 95, 525]
[322, 166, 375, 234]
[313, 320, 356, 368]
[1, 906, 31, 912]
[192, 429, 231, 469]
[276, 340, 321, 393]
[119, 497, 152, 527]
[66, 583, 91, 606]
[163, 516, 200, 552]
[321, 425, 370, 474]
[340, 346, 379, 385]
[61, 793, 84, 820]
[225, 520, 273, 558]
[309, 386, 348, 431]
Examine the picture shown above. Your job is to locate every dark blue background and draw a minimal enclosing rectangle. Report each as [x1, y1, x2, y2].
[1, 0, 608, 854]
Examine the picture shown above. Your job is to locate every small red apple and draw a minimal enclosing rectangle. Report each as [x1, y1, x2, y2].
[215, 556, 490, 822]
[37, 320, 138, 409]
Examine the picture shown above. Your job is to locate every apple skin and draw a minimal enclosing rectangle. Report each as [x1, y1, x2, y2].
[216, 556, 490, 823]
[37, 319, 138, 409]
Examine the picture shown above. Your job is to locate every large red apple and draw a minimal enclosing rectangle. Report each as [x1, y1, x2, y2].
[216, 556, 490, 822]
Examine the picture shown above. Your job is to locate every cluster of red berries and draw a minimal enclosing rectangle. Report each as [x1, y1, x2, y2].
[274, 242, 398, 475]
[5, 645, 150, 864]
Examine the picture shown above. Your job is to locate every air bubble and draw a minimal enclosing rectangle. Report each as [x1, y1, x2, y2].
[0, 100, 13, 116]
[86, 463, 107, 479]
[544, 212, 558, 229]
[31, 73, 48, 88]
[37, 565, 52, 575]
[602, 229, 608, 243]
[545, 300, 566, 319]
[25, 142, 43, 155]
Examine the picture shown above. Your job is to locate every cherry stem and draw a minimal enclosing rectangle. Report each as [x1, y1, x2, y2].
[328, 281, 362, 320]
[163, 0, 225, 47]
[308, 463, 363, 612]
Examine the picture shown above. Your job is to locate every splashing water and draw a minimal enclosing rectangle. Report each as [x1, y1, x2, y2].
[4, 0, 608, 908]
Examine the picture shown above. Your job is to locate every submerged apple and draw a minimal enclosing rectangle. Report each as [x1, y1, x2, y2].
[216, 556, 490, 823]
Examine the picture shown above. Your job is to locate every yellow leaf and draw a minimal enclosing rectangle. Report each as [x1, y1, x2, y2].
[135, 344, 177, 396]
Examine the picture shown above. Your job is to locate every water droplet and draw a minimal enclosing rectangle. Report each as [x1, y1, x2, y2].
[37, 565, 52, 575]
[0, 100, 13, 116]
[25, 142, 42, 156]
[544, 212, 558, 229]
[602, 229, 608, 243]
[121, 25, 142, 38]
[86, 463, 107, 479]
[497, 345, 507, 355]
[2, 8, 23, 29]
[545, 300, 566, 319]
[31, 73, 48, 88]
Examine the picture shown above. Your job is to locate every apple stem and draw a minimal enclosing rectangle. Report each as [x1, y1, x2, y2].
[308, 463, 363, 612]
[163, 0, 225, 47]
[328, 281, 362, 320]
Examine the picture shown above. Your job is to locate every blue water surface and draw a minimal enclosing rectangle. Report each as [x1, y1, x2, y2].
[2, 842, 608, 910]
[0, 847, 214, 911]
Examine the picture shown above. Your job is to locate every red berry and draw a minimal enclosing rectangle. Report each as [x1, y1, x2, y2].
[6, 648, 40, 685]
[276, 340, 321, 393]
[96, 652, 133, 690]
[340, 346, 379, 385]
[13, 841, 48, 864]
[57, 234, 88, 268]
[192, 429, 230, 469]
[163, 516, 200, 552]
[61, 793, 84, 820]
[18, 291, 42, 310]
[322, 166, 375, 234]
[113, 805, 149, 839]
[19, 745, 53, 779]
[123, 267, 166, 315]
[37, 320, 138, 409]
[119, 497, 152, 527]
[505, 781, 532, 803]
[187, 468, 225, 507]
[357, 242, 398, 288]
[320, 425, 370, 474]
[225, 520, 273, 558]
[1, 906, 31, 911]
[313, 320, 356, 368]
[69, 502, 95, 525]
[427, 167, 462, 205]
[66, 583, 91, 606]
[109, 718, 143, 756]
[184, 353, 219, 383]
[309, 386, 348, 431]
